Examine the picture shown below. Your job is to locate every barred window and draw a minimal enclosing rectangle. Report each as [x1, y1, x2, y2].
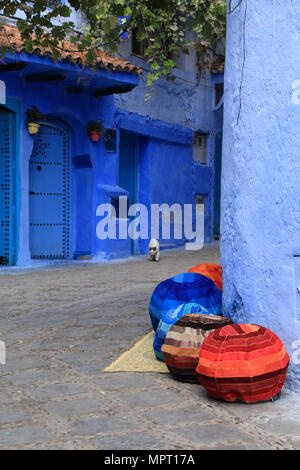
[32, 0, 62, 7]
[193, 131, 208, 164]
[131, 28, 147, 58]
[37, 0, 62, 8]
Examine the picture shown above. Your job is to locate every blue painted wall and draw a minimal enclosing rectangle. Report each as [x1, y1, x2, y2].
[0, 28, 224, 265]
[0, 56, 196, 264]
[222, 0, 300, 389]
[0, 55, 136, 265]
[115, 38, 224, 247]
[94, 110, 195, 259]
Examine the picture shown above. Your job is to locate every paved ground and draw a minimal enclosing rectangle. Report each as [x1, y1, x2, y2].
[0, 243, 299, 450]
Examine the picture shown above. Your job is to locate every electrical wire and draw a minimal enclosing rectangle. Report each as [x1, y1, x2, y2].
[228, 0, 244, 14]
[236, 0, 247, 125]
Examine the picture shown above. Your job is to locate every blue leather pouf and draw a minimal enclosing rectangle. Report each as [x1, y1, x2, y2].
[153, 303, 211, 361]
[149, 272, 222, 332]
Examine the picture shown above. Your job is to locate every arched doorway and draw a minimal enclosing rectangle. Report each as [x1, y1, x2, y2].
[29, 118, 72, 259]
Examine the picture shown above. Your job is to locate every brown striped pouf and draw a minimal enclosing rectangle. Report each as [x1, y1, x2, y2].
[161, 314, 233, 383]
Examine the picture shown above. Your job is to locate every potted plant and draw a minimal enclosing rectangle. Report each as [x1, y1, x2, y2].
[87, 120, 104, 142]
[26, 106, 45, 135]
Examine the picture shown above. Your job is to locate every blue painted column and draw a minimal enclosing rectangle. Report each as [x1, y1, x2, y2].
[222, 0, 300, 388]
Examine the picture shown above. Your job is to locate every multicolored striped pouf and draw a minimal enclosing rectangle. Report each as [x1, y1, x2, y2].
[196, 324, 290, 403]
[153, 304, 210, 361]
[188, 263, 222, 291]
[149, 272, 222, 332]
[162, 314, 233, 382]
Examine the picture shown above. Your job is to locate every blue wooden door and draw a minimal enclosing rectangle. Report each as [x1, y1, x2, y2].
[213, 132, 222, 238]
[119, 133, 138, 255]
[29, 119, 71, 259]
[0, 106, 16, 266]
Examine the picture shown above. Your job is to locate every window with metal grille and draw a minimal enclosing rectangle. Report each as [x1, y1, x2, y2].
[31, 0, 62, 8]
[46, 0, 62, 7]
[215, 83, 224, 106]
[104, 129, 117, 153]
[131, 28, 147, 58]
[193, 131, 208, 164]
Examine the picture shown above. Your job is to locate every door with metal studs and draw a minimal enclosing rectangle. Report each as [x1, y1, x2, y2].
[29, 119, 71, 259]
[0, 106, 16, 266]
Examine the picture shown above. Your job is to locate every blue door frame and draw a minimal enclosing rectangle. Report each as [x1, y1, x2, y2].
[29, 119, 72, 259]
[119, 132, 138, 255]
[0, 105, 16, 266]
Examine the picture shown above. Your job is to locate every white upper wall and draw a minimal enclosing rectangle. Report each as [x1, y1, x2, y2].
[115, 29, 221, 131]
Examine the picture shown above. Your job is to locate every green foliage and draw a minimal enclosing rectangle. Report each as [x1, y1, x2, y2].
[87, 119, 105, 135]
[26, 105, 45, 123]
[0, 0, 226, 87]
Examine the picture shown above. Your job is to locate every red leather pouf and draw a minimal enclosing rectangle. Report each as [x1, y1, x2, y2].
[188, 263, 222, 291]
[196, 323, 290, 403]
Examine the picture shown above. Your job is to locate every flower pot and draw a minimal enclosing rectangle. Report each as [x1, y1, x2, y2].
[28, 122, 40, 135]
[89, 131, 100, 142]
